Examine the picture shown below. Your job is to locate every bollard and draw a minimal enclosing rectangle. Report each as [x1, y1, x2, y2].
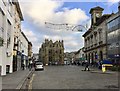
[102, 65, 106, 72]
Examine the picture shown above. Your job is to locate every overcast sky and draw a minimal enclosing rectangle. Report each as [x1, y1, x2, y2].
[19, 0, 119, 53]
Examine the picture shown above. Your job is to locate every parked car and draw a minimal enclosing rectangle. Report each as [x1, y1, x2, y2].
[35, 62, 44, 71]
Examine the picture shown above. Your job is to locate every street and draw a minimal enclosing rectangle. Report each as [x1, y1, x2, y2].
[31, 65, 118, 89]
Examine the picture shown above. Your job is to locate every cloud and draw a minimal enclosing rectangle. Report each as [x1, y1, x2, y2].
[108, 0, 119, 3]
[107, 0, 120, 6]
[22, 28, 38, 42]
[20, 0, 90, 53]
[21, 27, 40, 52]
[20, 0, 89, 26]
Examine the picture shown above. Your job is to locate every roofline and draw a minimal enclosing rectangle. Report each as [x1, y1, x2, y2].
[21, 31, 29, 43]
[12, 0, 24, 21]
[29, 42, 32, 46]
[89, 6, 104, 14]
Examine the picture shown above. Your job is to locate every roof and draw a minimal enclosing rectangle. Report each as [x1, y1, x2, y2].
[28, 42, 32, 46]
[82, 28, 92, 37]
[82, 14, 112, 37]
[95, 14, 112, 26]
[21, 31, 29, 42]
[90, 6, 104, 14]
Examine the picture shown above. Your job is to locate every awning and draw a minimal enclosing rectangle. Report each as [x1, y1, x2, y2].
[102, 60, 112, 64]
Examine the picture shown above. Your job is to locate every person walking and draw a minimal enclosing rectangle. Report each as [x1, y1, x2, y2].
[22, 64, 25, 70]
[84, 60, 90, 71]
[29, 58, 33, 71]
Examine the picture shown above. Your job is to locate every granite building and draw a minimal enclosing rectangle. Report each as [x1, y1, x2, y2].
[39, 39, 64, 65]
[83, 6, 112, 64]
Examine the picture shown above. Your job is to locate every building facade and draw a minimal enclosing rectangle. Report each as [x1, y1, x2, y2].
[28, 42, 32, 60]
[39, 39, 64, 65]
[0, 0, 30, 75]
[12, 1, 24, 72]
[64, 52, 75, 65]
[107, 4, 120, 64]
[0, 0, 15, 75]
[74, 47, 85, 63]
[20, 32, 29, 69]
[83, 6, 112, 64]
[33, 53, 39, 61]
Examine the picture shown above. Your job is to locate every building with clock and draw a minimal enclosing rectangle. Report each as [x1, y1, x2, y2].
[83, 6, 113, 64]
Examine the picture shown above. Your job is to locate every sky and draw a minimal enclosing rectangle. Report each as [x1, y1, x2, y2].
[19, 0, 119, 53]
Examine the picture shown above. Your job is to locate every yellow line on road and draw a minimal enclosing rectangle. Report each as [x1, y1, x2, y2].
[28, 74, 35, 90]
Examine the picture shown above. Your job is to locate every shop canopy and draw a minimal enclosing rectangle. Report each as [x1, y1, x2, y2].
[102, 59, 112, 64]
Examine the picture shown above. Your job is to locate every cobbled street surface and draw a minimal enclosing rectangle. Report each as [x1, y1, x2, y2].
[32, 65, 118, 89]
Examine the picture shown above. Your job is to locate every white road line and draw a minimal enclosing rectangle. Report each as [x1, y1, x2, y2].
[28, 74, 35, 90]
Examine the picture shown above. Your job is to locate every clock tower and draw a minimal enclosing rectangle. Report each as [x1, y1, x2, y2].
[90, 6, 104, 26]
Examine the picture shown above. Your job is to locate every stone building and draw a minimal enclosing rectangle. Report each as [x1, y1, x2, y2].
[64, 52, 75, 65]
[0, 0, 31, 75]
[107, 3, 120, 64]
[83, 6, 112, 64]
[12, 0, 24, 72]
[74, 47, 85, 63]
[28, 42, 33, 60]
[39, 39, 64, 65]
[0, 0, 22, 75]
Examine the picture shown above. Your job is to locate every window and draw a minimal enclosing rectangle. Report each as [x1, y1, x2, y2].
[7, 0, 12, 17]
[94, 34, 97, 44]
[0, 9, 4, 40]
[2, 0, 7, 6]
[107, 16, 120, 31]
[7, 20, 11, 48]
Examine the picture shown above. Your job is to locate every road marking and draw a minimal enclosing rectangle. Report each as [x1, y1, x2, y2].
[28, 73, 35, 90]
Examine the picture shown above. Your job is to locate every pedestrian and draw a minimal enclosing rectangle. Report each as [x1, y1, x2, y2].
[22, 64, 24, 70]
[77, 61, 80, 66]
[84, 60, 90, 71]
[98, 61, 102, 69]
[29, 59, 33, 71]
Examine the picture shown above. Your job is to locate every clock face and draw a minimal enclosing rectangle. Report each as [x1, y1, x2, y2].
[96, 13, 100, 17]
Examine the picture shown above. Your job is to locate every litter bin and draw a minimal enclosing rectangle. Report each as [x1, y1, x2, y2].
[102, 65, 106, 72]
[102, 64, 113, 72]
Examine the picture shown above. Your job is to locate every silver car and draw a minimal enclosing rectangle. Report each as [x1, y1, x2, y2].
[35, 62, 44, 71]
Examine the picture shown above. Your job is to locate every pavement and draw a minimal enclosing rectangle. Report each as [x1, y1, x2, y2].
[2, 68, 33, 90]
[88, 66, 118, 74]
[1, 65, 119, 90]
[32, 65, 119, 89]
